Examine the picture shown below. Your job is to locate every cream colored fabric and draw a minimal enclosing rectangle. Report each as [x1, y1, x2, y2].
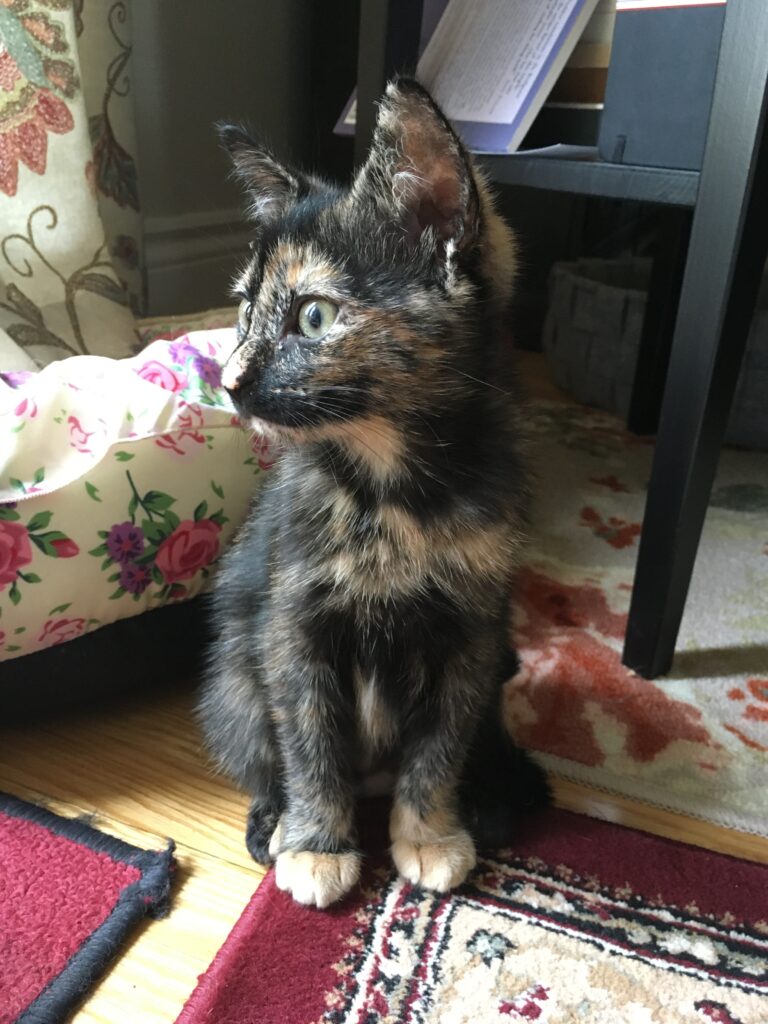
[0, 0, 142, 370]
[0, 328, 274, 661]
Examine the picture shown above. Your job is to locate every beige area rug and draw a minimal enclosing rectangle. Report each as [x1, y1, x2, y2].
[507, 399, 768, 836]
[139, 311, 768, 834]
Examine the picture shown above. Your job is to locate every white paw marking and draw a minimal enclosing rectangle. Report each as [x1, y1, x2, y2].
[268, 819, 284, 859]
[275, 850, 361, 908]
[392, 830, 476, 892]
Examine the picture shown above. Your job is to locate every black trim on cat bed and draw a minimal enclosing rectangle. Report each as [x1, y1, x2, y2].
[0, 597, 209, 724]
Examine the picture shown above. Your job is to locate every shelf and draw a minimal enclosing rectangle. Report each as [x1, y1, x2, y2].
[478, 151, 700, 207]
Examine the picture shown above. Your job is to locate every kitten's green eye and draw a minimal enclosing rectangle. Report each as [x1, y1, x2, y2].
[297, 299, 338, 340]
[239, 299, 253, 326]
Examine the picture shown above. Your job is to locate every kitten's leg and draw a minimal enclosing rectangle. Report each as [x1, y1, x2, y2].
[197, 624, 283, 865]
[245, 779, 283, 865]
[390, 770, 477, 893]
[269, 662, 361, 909]
[459, 651, 551, 849]
[391, 664, 482, 892]
[198, 504, 289, 863]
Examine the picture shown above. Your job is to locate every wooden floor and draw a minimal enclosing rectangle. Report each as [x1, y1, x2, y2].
[1, 686, 767, 1024]
[3, 352, 767, 1021]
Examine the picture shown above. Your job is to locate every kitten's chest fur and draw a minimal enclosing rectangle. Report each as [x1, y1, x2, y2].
[260, 446, 518, 767]
[275, 451, 516, 605]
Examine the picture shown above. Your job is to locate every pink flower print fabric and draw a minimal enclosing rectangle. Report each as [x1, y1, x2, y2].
[0, 329, 276, 661]
[155, 519, 222, 584]
[0, 519, 32, 588]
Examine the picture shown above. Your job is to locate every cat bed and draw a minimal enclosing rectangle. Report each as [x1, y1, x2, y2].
[0, 329, 274, 673]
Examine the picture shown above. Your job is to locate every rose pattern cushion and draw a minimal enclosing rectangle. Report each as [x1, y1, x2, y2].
[0, 329, 274, 662]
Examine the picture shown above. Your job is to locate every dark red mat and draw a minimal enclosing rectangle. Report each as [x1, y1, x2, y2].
[177, 807, 768, 1024]
[0, 791, 175, 1024]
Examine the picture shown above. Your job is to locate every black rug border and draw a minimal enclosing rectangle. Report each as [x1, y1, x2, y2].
[1, 790, 176, 1024]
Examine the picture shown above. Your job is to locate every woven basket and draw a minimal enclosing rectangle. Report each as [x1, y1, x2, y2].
[542, 259, 768, 449]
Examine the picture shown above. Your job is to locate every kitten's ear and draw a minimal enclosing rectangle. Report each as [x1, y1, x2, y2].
[217, 123, 303, 220]
[351, 78, 480, 250]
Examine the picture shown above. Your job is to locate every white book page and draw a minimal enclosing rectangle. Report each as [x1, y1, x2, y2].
[617, 1, 724, 9]
[418, 0, 589, 125]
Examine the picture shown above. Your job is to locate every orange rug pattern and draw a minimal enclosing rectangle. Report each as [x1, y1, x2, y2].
[506, 401, 768, 835]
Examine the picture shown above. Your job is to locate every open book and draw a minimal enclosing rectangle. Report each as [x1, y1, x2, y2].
[336, 0, 603, 154]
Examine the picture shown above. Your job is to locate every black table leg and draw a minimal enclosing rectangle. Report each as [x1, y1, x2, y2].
[626, 208, 692, 436]
[622, 0, 768, 678]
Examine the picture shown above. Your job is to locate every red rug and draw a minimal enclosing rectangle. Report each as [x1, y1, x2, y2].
[177, 807, 768, 1024]
[0, 791, 175, 1024]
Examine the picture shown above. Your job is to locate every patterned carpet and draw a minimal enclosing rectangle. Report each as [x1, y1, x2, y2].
[175, 806, 768, 1024]
[507, 399, 768, 836]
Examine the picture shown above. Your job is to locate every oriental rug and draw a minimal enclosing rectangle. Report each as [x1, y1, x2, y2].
[176, 807, 768, 1024]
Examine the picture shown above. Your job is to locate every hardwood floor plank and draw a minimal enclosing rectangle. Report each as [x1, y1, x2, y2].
[552, 776, 768, 864]
[0, 692, 254, 870]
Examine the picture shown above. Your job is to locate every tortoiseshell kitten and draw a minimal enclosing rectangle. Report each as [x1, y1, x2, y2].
[199, 79, 548, 909]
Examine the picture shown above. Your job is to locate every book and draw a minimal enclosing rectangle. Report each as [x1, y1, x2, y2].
[336, 0, 603, 154]
[549, 0, 616, 106]
[615, 1, 725, 10]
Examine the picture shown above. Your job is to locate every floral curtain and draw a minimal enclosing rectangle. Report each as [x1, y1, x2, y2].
[0, 0, 142, 372]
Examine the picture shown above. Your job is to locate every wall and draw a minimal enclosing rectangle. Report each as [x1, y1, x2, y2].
[132, 0, 316, 315]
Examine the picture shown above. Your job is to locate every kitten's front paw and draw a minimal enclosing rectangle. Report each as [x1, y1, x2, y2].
[245, 804, 282, 865]
[275, 850, 361, 908]
[268, 818, 284, 859]
[392, 830, 476, 892]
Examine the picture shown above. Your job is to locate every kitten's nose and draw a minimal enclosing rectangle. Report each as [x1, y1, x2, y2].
[221, 352, 252, 392]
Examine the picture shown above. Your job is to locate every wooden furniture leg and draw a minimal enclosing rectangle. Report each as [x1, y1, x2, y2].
[622, 0, 768, 678]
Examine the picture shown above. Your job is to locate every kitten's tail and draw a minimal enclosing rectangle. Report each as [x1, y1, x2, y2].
[459, 649, 551, 849]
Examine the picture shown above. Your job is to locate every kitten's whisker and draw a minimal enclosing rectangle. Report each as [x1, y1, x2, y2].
[443, 365, 511, 396]
[316, 394, 449, 453]
[309, 385, 454, 459]
[303, 400, 397, 477]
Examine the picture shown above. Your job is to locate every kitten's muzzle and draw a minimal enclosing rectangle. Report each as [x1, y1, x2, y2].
[221, 346, 255, 392]
[222, 358, 263, 418]
[224, 336, 322, 427]
[226, 368, 317, 429]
